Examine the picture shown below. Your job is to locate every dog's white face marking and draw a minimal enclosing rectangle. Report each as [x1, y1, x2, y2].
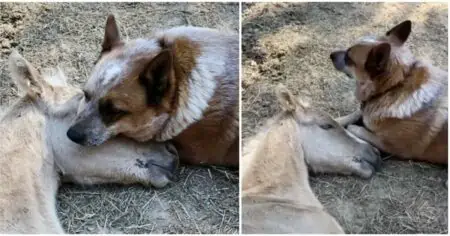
[102, 63, 122, 86]
[125, 39, 160, 57]
[85, 39, 161, 97]
[358, 35, 378, 44]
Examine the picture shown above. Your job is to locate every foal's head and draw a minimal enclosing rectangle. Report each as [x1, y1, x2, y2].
[275, 84, 381, 178]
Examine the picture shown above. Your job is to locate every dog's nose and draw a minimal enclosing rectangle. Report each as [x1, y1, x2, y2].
[67, 127, 86, 144]
[330, 52, 338, 61]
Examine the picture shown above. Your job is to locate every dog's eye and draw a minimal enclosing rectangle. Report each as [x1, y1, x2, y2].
[344, 51, 354, 66]
[99, 100, 130, 124]
[108, 104, 129, 116]
[319, 124, 334, 130]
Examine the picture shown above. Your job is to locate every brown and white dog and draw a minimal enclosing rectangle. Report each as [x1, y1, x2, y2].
[66, 15, 239, 167]
[331, 20, 448, 164]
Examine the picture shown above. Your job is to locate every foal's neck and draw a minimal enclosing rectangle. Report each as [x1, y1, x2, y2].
[243, 119, 320, 207]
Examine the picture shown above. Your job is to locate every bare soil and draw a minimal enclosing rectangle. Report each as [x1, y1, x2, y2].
[0, 2, 238, 233]
[242, 2, 448, 234]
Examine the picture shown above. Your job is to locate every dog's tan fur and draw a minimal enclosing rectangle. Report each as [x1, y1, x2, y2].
[331, 20, 448, 164]
[0, 52, 178, 233]
[69, 15, 239, 166]
[242, 85, 384, 233]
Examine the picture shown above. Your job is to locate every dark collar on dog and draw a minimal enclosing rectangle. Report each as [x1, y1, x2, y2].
[360, 61, 419, 110]
[360, 83, 403, 110]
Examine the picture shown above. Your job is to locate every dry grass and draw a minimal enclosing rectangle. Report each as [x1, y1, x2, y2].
[242, 2, 447, 234]
[0, 2, 238, 234]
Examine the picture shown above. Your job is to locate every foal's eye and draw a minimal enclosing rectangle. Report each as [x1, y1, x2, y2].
[319, 124, 334, 130]
[83, 90, 91, 101]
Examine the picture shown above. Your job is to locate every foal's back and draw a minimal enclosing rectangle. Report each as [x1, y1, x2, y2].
[242, 197, 343, 234]
[242, 114, 343, 234]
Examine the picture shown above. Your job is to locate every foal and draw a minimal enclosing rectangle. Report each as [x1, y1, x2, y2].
[242, 84, 381, 233]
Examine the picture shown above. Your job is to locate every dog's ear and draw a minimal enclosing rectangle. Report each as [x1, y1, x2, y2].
[8, 50, 50, 98]
[139, 50, 173, 106]
[101, 14, 121, 54]
[365, 43, 391, 79]
[386, 20, 411, 46]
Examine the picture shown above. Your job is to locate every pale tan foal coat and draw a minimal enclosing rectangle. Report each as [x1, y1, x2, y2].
[242, 112, 343, 234]
[0, 97, 63, 233]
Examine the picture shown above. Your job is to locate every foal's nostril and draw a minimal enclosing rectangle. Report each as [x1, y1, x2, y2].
[366, 145, 382, 171]
[165, 143, 178, 156]
[373, 147, 381, 157]
[168, 158, 179, 174]
[366, 144, 381, 158]
[67, 127, 86, 144]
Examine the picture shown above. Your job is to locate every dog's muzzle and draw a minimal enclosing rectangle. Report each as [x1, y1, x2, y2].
[330, 51, 353, 78]
[67, 126, 86, 145]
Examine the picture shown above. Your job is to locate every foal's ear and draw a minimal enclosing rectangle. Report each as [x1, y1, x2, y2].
[8, 50, 50, 98]
[276, 84, 300, 112]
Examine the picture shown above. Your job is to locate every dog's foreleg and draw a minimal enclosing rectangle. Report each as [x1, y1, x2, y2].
[347, 125, 388, 152]
[335, 110, 362, 127]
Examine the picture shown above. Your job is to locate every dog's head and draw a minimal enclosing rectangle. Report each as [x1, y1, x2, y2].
[330, 20, 416, 101]
[67, 15, 199, 146]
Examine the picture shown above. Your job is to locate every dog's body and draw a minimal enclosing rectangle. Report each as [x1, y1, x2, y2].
[358, 61, 447, 163]
[67, 16, 239, 166]
[331, 20, 448, 164]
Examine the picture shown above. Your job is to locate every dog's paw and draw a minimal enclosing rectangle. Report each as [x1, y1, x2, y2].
[347, 124, 366, 137]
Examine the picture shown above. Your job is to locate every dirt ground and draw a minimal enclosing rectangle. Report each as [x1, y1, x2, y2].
[0, 3, 238, 233]
[242, 2, 448, 234]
